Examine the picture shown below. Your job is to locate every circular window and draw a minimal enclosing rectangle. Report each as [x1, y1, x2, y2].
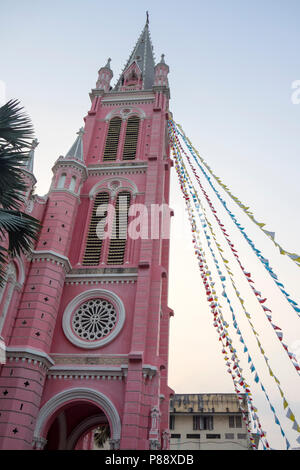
[72, 298, 117, 341]
[62, 289, 125, 349]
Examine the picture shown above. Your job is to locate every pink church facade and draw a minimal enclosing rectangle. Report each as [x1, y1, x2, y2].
[0, 20, 174, 450]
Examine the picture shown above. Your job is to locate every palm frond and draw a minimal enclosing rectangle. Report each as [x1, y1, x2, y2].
[0, 149, 30, 209]
[0, 99, 34, 149]
[94, 425, 110, 449]
[0, 246, 8, 287]
[0, 209, 41, 256]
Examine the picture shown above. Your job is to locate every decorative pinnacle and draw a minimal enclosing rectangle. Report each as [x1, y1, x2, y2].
[146, 11, 149, 25]
[160, 54, 165, 64]
[31, 138, 39, 149]
[105, 57, 112, 69]
[77, 127, 85, 137]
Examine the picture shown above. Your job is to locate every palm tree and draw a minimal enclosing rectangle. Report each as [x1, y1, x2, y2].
[93, 424, 110, 449]
[0, 99, 41, 286]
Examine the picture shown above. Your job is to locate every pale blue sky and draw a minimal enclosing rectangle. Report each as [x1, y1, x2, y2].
[2, 0, 300, 449]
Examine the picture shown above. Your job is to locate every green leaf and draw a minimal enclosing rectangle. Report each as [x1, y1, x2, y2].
[0, 209, 41, 256]
[0, 99, 34, 149]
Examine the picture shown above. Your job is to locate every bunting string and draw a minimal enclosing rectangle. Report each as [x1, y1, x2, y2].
[169, 121, 300, 446]
[170, 121, 300, 377]
[172, 120, 300, 320]
[174, 121, 300, 269]
[169, 126, 262, 449]
[169, 124, 291, 449]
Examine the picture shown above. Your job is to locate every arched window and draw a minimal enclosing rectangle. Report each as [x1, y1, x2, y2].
[103, 117, 122, 161]
[122, 116, 140, 160]
[107, 191, 131, 265]
[69, 176, 77, 192]
[82, 192, 110, 266]
[58, 173, 66, 189]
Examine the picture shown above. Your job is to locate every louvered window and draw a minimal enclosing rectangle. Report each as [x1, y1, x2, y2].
[107, 191, 131, 265]
[122, 116, 140, 160]
[83, 192, 109, 266]
[103, 117, 122, 161]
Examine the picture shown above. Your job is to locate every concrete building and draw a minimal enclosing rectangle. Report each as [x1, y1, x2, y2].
[169, 394, 259, 450]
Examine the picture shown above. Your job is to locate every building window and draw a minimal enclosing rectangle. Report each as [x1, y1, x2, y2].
[206, 434, 221, 439]
[103, 117, 122, 161]
[170, 434, 181, 439]
[170, 415, 175, 430]
[62, 289, 125, 349]
[72, 298, 117, 341]
[57, 173, 66, 189]
[193, 415, 213, 430]
[186, 434, 200, 439]
[225, 433, 234, 440]
[69, 176, 77, 192]
[229, 415, 242, 428]
[83, 192, 110, 266]
[237, 434, 247, 440]
[122, 116, 140, 160]
[107, 191, 131, 265]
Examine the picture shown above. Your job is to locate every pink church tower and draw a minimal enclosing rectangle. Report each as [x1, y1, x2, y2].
[0, 17, 174, 450]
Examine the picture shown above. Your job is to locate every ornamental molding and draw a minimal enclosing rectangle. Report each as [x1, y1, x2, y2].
[68, 267, 138, 275]
[65, 276, 137, 286]
[30, 250, 72, 273]
[52, 158, 88, 179]
[6, 346, 55, 369]
[89, 176, 139, 200]
[101, 91, 154, 102]
[104, 106, 146, 121]
[62, 289, 125, 349]
[46, 365, 125, 380]
[50, 353, 129, 366]
[34, 387, 121, 441]
[87, 162, 147, 176]
[46, 363, 157, 381]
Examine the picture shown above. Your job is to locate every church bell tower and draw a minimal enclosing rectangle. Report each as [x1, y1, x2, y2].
[0, 16, 173, 450]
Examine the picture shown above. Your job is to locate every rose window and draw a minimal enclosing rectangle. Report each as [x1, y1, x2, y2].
[72, 298, 117, 341]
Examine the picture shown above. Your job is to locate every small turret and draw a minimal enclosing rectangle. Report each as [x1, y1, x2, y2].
[96, 58, 113, 92]
[154, 54, 169, 88]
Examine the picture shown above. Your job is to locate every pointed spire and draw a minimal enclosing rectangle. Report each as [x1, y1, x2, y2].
[65, 128, 84, 161]
[105, 57, 112, 69]
[26, 138, 39, 173]
[114, 15, 155, 91]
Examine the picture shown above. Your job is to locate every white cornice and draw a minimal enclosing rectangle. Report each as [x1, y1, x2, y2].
[52, 158, 88, 180]
[65, 272, 137, 285]
[46, 363, 157, 380]
[6, 346, 55, 369]
[31, 250, 72, 273]
[87, 162, 147, 175]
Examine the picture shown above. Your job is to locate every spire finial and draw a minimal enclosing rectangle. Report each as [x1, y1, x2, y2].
[77, 127, 85, 138]
[146, 11, 149, 26]
[26, 138, 39, 173]
[31, 138, 39, 150]
[160, 54, 165, 64]
[105, 57, 112, 69]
